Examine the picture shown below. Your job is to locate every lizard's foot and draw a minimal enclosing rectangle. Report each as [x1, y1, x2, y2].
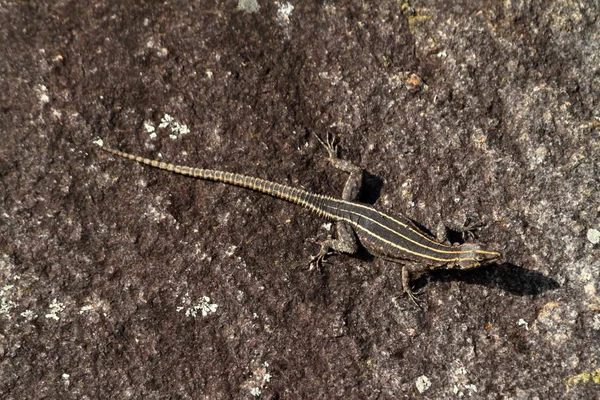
[308, 239, 336, 270]
[402, 265, 424, 308]
[437, 220, 487, 244]
[315, 132, 339, 159]
[315, 133, 361, 177]
[405, 287, 424, 309]
[460, 221, 486, 242]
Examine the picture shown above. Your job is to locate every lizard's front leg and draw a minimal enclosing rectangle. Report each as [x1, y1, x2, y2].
[401, 264, 426, 306]
[310, 134, 363, 267]
[401, 263, 446, 307]
[315, 133, 364, 202]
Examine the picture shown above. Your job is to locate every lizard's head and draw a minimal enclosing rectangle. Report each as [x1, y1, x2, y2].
[455, 243, 502, 270]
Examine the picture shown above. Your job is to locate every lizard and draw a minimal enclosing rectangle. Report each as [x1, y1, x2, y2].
[100, 134, 502, 304]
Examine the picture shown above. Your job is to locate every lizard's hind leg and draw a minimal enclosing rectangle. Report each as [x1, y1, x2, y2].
[310, 220, 359, 269]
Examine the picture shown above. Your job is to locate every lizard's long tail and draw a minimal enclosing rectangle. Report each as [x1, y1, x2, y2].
[100, 146, 334, 219]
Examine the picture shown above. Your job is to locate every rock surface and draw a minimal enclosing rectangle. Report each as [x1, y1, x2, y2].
[1, 1, 599, 398]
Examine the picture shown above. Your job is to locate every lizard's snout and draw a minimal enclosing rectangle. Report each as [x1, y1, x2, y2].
[457, 243, 502, 269]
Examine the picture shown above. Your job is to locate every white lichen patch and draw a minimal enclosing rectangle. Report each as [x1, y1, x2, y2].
[237, 0, 260, 13]
[517, 318, 529, 330]
[0, 255, 24, 320]
[79, 305, 94, 314]
[449, 362, 478, 397]
[145, 204, 168, 223]
[159, 113, 174, 128]
[0, 284, 18, 319]
[276, 2, 294, 25]
[224, 245, 238, 257]
[144, 120, 156, 134]
[587, 228, 600, 244]
[592, 313, 600, 331]
[45, 298, 66, 321]
[36, 84, 50, 104]
[78, 297, 110, 317]
[415, 375, 431, 393]
[176, 294, 218, 318]
[92, 138, 104, 147]
[243, 361, 272, 397]
[20, 309, 38, 321]
[172, 122, 190, 135]
[158, 113, 190, 138]
[157, 47, 168, 57]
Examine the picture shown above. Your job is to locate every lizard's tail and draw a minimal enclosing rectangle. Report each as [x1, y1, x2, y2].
[100, 146, 332, 219]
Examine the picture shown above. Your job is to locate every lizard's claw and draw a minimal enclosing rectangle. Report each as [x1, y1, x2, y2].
[315, 132, 339, 159]
[309, 253, 330, 270]
[406, 289, 424, 309]
[308, 239, 334, 270]
[460, 221, 486, 242]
